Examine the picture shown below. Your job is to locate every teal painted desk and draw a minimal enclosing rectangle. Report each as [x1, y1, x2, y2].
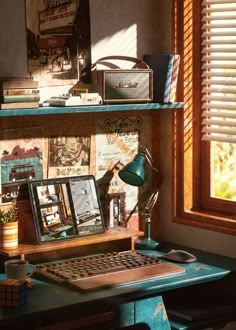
[0, 245, 235, 330]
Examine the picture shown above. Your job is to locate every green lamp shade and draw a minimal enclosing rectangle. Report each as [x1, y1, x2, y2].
[119, 154, 145, 186]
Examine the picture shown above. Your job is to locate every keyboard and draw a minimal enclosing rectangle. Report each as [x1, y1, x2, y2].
[36, 251, 186, 291]
[77, 211, 99, 223]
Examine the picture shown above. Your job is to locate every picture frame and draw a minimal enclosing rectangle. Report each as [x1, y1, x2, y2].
[25, 0, 92, 87]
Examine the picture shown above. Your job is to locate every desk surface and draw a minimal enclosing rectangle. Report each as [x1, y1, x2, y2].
[0, 244, 235, 326]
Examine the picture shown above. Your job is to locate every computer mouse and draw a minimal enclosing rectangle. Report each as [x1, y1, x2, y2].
[162, 249, 197, 263]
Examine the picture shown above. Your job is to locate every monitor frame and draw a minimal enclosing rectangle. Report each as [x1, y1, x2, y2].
[28, 175, 105, 244]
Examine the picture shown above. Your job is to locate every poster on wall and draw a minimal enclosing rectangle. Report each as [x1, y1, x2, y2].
[25, 0, 91, 87]
[96, 116, 152, 230]
[48, 135, 91, 178]
[0, 127, 44, 204]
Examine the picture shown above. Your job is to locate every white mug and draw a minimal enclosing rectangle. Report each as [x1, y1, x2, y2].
[4, 259, 35, 280]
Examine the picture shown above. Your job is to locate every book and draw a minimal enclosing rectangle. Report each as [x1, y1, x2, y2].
[143, 54, 180, 103]
[164, 54, 180, 103]
[0, 79, 38, 89]
[1, 94, 40, 103]
[0, 88, 40, 96]
[0, 76, 33, 81]
[0, 102, 39, 110]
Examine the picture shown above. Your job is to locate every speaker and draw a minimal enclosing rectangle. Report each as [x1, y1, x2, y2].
[96, 69, 153, 104]
[92, 55, 153, 104]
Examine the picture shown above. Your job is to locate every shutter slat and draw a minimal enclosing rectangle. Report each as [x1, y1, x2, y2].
[202, 127, 236, 135]
[202, 47, 236, 53]
[202, 55, 236, 61]
[202, 63, 236, 69]
[202, 104, 236, 110]
[202, 0, 236, 4]
[202, 79, 236, 86]
[202, 31, 236, 37]
[202, 8, 236, 14]
[202, 15, 236, 22]
[202, 110, 236, 118]
[202, 23, 236, 29]
[202, 87, 236, 93]
[202, 41, 236, 46]
[202, 72, 236, 78]
[202, 119, 236, 127]
[202, 135, 236, 143]
[202, 95, 236, 102]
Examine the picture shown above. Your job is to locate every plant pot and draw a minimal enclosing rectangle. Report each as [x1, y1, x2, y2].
[0, 221, 18, 250]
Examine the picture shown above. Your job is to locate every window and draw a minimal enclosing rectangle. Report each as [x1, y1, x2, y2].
[173, 0, 236, 235]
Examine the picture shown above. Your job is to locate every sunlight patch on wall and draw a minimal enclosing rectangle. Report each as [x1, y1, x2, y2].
[91, 25, 137, 67]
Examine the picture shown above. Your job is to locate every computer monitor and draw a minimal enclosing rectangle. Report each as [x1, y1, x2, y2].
[28, 175, 105, 244]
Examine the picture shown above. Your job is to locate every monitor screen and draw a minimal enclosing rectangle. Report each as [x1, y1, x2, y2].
[28, 175, 105, 243]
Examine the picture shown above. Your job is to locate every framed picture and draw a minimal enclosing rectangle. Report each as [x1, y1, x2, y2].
[48, 135, 91, 178]
[0, 127, 44, 204]
[25, 0, 91, 87]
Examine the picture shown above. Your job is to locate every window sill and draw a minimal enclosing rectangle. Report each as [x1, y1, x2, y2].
[174, 210, 236, 236]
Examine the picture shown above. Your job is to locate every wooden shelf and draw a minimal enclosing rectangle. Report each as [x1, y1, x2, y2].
[0, 227, 144, 258]
[0, 102, 183, 258]
[0, 102, 184, 117]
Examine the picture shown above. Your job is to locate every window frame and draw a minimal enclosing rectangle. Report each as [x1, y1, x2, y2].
[172, 0, 236, 236]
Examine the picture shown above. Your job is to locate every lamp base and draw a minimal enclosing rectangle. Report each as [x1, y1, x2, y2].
[135, 237, 159, 250]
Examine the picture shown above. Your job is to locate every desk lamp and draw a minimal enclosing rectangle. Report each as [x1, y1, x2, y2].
[118, 145, 163, 250]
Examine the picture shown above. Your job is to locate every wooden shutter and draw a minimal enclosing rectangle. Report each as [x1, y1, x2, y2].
[201, 0, 236, 142]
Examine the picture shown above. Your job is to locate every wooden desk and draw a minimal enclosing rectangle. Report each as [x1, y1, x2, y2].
[0, 244, 235, 330]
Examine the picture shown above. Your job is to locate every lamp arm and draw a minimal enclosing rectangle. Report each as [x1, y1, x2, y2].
[140, 145, 153, 168]
[143, 187, 159, 217]
[140, 145, 163, 218]
[140, 145, 162, 181]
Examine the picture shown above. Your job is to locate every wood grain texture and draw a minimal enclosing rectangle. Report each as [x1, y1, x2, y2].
[0, 227, 144, 257]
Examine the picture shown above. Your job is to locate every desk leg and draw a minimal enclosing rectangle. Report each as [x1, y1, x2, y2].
[114, 295, 171, 329]
[115, 301, 134, 328]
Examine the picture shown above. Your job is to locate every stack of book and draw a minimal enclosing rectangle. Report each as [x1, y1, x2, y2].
[0, 76, 40, 110]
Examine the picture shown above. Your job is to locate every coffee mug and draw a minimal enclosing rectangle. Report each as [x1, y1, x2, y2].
[4, 259, 35, 280]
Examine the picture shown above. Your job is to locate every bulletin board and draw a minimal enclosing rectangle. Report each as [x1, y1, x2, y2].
[0, 110, 159, 234]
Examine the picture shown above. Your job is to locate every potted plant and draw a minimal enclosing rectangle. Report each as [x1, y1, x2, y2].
[0, 201, 18, 250]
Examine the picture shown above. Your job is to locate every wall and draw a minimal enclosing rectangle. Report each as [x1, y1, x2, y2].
[0, 0, 28, 76]
[90, 0, 154, 63]
[0, 0, 154, 77]
[0, 0, 158, 234]
[0, 0, 154, 101]
[0, 0, 235, 259]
